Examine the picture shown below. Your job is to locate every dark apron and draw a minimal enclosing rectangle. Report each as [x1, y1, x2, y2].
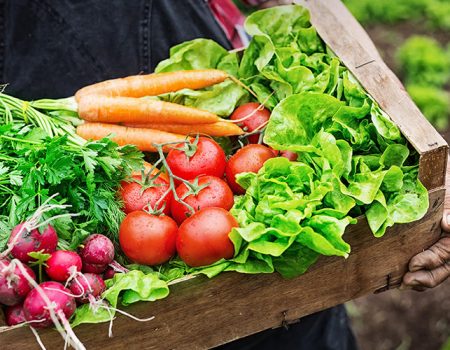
[0, 0, 231, 99]
[0, 1, 358, 349]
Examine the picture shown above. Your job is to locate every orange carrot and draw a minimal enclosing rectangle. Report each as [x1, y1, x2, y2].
[75, 69, 229, 101]
[77, 95, 221, 125]
[122, 121, 244, 137]
[76, 123, 186, 152]
[132, 161, 169, 182]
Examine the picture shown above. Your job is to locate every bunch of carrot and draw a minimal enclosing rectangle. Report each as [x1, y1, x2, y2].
[75, 70, 244, 152]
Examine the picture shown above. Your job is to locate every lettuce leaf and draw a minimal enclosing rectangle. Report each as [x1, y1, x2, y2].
[71, 271, 169, 327]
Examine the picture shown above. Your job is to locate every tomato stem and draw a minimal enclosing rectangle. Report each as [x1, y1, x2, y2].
[152, 143, 196, 215]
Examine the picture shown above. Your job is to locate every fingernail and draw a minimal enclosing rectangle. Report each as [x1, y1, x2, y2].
[446, 214, 450, 226]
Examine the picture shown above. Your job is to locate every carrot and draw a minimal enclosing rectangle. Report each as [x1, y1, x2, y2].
[75, 69, 229, 101]
[132, 161, 169, 182]
[122, 121, 244, 137]
[77, 95, 221, 124]
[76, 123, 187, 152]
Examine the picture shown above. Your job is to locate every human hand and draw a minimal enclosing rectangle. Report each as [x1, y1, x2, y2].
[401, 158, 450, 291]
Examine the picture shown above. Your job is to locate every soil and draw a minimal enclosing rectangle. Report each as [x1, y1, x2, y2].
[347, 22, 450, 350]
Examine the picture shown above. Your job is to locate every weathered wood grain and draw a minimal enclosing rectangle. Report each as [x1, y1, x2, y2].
[296, 0, 448, 189]
[0, 189, 444, 350]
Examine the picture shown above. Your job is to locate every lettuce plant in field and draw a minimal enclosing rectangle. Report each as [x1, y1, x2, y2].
[396, 36, 450, 88]
[343, 0, 450, 30]
[406, 85, 449, 131]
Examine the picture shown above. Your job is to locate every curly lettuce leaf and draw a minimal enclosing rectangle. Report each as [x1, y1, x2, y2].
[71, 271, 169, 327]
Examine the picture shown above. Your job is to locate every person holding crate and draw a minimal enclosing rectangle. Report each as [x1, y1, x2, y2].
[1, 0, 449, 349]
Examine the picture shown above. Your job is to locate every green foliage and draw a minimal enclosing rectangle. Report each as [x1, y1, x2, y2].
[155, 39, 249, 116]
[343, 0, 450, 30]
[0, 103, 143, 246]
[396, 37, 449, 131]
[396, 36, 450, 88]
[426, 0, 450, 30]
[72, 270, 169, 327]
[343, 0, 425, 24]
[406, 85, 449, 131]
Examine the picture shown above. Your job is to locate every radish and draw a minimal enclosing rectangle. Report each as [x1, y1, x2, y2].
[79, 234, 114, 274]
[103, 266, 117, 280]
[45, 250, 82, 282]
[103, 260, 128, 280]
[23, 281, 76, 329]
[0, 259, 35, 306]
[5, 303, 26, 326]
[69, 273, 106, 304]
[8, 224, 58, 263]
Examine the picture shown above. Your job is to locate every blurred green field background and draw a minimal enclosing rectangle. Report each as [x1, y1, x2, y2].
[342, 1, 450, 349]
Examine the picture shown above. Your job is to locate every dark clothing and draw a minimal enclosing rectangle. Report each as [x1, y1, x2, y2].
[0, 0, 231, 99]
[0, 1, 358, 349]
[217, 305, 358, 350]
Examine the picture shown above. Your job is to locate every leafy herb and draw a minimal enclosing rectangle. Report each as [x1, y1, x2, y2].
[0, 94, 143, 247]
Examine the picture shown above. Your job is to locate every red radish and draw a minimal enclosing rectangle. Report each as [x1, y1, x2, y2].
[8, 224, 58, 263]
[103, 267, 117, 280]
[23, 281, 76, 329]
[79, 234, 115, 274]
[69, 273, 106, 304]
[103, 260, 128, 280]
[5, 303, 26, 326]
[230, 102, 270, 143]
[0, 259, 35, 306]
[45, 251, 82, 282]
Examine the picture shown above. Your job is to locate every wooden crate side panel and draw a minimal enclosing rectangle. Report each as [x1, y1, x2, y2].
[419, 146, 449, 191]
[296, 0, 448, 189]
[1, 188, 444, 350]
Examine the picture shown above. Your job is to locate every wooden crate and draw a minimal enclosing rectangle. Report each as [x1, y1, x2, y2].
[0, 0, 448, 349]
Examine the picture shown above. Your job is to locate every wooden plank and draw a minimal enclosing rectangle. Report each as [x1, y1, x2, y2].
[296, 0, 448, 189]
[1, 188, 444, 350]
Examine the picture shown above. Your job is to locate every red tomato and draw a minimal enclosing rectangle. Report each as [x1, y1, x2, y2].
[225, 144, 275, 194]
[120, 175, 172, 215]
[166, 137, 226, 181]
[171, 176, 234, 225]
[176, 207, 238, 267]
[230, 102, 270, 143]
[119, 211, 178, 265]
[280, 150, 298, 161]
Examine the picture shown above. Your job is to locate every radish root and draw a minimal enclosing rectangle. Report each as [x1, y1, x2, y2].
[0, 193, 77, 259]
[30, 326, 47, 350]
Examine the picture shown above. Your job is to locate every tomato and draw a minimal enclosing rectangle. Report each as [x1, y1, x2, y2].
[280, 150, 298, 161]
[166, 137, 226, 181]
[230, 102, 271, 143]
[176, 207, 238, 267]
[171, 176, 234, 225]
[120, 175, 172, 215]
[119, 211, 178, 265]
[225, 144, 275, 194]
